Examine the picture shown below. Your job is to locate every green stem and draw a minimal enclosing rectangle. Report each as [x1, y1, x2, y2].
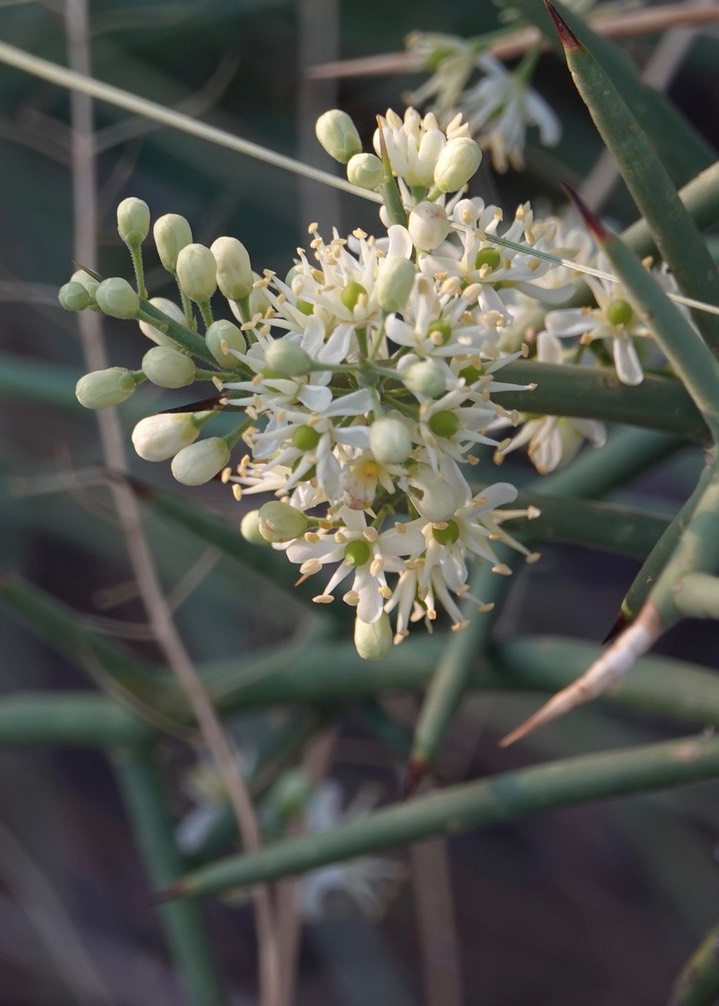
[198, 300, 214, 331]
[138, 300, 215, 365]
[0, 694, 151, 747]
[113, 746, 226, 1005]
[164, 732, 719, 899]
[128, 242, 147, 300]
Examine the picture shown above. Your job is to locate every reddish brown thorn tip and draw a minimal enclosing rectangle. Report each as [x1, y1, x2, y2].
[543, 1, 583, 52]
[402, 756, 427, 798]
[561, 183, 610, 242]
[602, 610, 630, 645]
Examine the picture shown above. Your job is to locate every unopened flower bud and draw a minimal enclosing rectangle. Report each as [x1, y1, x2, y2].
[206, 319, 246, 367]
[408, 201, 451, 251]
[258, 501, 310, 542]
[240, 509, 267, 545]
[139, 297, 185, 347]
[433, 136, 482, 192]
[354, 613, 392, 661]
[269, 768, 313, 820]
[75, 367, 137, 410]
[58, 281, 92, 312]
[176, 244, 217, 302]
[142, 346, 196, 388]
[154, 213, 193, 272]
[376, 257, 416, 313]
[171, 437, 230, 486]
[70, 269, 100, 301]
[264, 337, 311, 377]
[95, 277, 140, 319]
[131, 412, 208, 462]
[370, 416, 412, 465]
[315, 109, 362, 164]
[346, 152, 384, 190]
[403, 360, 445, 399]
[117, 197, 150, 245]
[211, 236, 253, 300]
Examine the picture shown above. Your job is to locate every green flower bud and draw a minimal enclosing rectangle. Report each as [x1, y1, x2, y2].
[346, 152, 384, 190]
[432, 519, 460, 546]
[171, 437, 231, 486]
[153, 213, 193, 272]
[375, 257, 416, 313]
[315, 109, 362, 164]
[211, 236, 253, 300]
[344, 539, 371, 567]
[606, 298, 634, 326]
[142, 346, 196, 388]
[117, 197, 150, 245]
[403, 360, 446, 399]
[70, 269, 100, 301]
[428, 409, 460, 438]
[410, 471, 457, 522]
[268, 768, 313, 820]
[58, 281, 92, 312]
[75, 367, 137, 410]
[206, 319, 247, 367]
[95, 277, 140, 319]
[264, 337, 311, 377]
[433, 136, 482, 192]
[138, 297, 185, 347]
[258, 501, 310, 542]
[474, 247, 501, 271]
[239, 509, 267, 546]
[354, 613, 392, 661]
[370, 416, 412, 464]
[176, 243, 217, 303]
[131, 412, 207, 461]
[292, 424, 321, 451]
[408, 201, 451, 252]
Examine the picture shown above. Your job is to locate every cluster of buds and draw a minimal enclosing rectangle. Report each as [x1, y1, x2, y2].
[65, 105, 644, 659]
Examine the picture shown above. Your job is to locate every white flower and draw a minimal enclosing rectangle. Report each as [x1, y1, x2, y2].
[298, 781, 406, 920]
[460, 54, 561, 173]
[404, 33, 478, 116]
[493, 331, 606, 472]
[545, 254, 656, 385]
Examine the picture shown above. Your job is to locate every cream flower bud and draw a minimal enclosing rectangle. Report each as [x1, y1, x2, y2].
[138, 297, 185, 347]
[408, 201, 451, 251]
[354, 613, 392, 661]
[153, 213, 193, 272]
[131, 412, 207, 461]
[258, 501, 310, 542]
[95, 277, 140, 319]
[370, 416, 412, 465]
[176, 244, 217, 302]
[433, 136, 482, 192]
[58, 281, 92, 311]
[70, 269, 100, 301]
[375, 257, 416, 313]
[264, 337, 311, 377]
[403, 360, 445, 398]
[117, 197, 150, 245]
[75, 367, 137, 410]
[142, 346, 196, 388]
[206, 319, 247, 367]
[210, 236, 253, 300]
[346, 152, 384, 190]
[315, 109, 362, 164]
[239, 509, 267, 546]
[171, 437, 230, 486]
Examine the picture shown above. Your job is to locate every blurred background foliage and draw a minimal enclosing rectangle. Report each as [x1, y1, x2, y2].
[1, 1, 719, 1004]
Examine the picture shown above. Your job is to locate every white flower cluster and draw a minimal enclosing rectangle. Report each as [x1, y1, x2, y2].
[65, 105, 667, 659]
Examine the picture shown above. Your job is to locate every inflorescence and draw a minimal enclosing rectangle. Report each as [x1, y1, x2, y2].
[64, 105, 671, 659]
